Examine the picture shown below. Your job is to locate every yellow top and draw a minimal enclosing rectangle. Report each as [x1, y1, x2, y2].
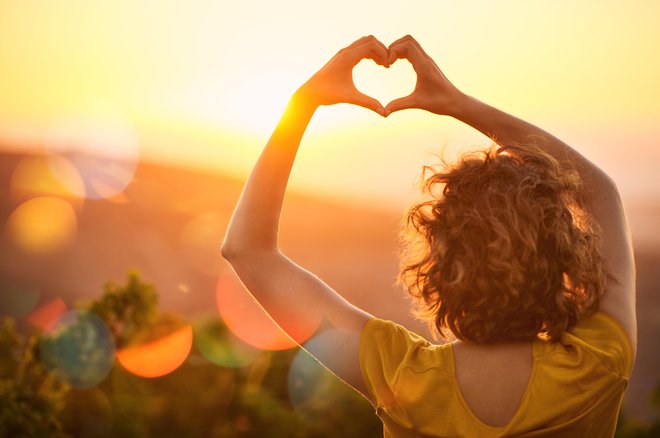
[359, 311, 634, 438]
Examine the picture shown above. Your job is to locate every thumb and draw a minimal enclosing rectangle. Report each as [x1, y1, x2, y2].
[349, 91, 385, 116]
[384, 94, 417, 116]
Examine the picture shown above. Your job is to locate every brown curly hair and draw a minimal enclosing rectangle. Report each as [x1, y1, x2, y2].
[399, 142, 606, 343]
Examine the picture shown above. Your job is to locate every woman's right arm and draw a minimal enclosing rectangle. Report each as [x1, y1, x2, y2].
[384, 35, 636, 356]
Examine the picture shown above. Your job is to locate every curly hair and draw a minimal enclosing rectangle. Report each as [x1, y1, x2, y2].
[399, 142, 606, 343]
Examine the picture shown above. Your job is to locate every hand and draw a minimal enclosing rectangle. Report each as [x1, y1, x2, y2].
[384, 35, 466, 117]
[296, 36, 389, 115]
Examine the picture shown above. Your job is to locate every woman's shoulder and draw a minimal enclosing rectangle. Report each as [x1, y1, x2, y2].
[538, 310, 634, 378]
[360, 318, 452, 365]
[359, 318, 453, 407]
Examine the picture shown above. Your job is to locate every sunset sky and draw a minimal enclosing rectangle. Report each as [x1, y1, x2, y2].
[1, 1, 659, 207]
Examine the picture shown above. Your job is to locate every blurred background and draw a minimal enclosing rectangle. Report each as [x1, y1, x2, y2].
[0, 1, 658, 436]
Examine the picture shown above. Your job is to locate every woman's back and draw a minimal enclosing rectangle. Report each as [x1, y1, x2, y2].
[359, 311, 634, 437]
[453, 339, 533, 427]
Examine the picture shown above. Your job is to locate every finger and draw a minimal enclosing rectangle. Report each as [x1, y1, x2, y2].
[348, 90, 385, 116]
[387, 37, 426, 70]
[348, 35, 387, 52]
[350, 37, 389, 67]
[347, 35, 373, 49]
[354, 36, 390, 66]
[334, 36, 374, 62]
[387, 34, 415, 64]
[387, 34, 425, 53]
[395, 35, 430, 57]
[384, 94, 418, 116]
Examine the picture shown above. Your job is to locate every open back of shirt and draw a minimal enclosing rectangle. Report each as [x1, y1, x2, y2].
[359, 311, 633, 437]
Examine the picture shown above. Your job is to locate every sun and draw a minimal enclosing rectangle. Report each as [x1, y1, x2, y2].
[175, 68, 303, 136]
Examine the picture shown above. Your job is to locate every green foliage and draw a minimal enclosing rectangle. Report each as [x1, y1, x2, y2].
[0, 318, 70, 437]
[85, 270, 158, 348]
[651, 383, 660, 410]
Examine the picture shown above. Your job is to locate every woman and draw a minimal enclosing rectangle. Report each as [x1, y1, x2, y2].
[221, 35, 636, 437]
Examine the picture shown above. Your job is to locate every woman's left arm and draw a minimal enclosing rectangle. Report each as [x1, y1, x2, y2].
[221, 36, 388, 401]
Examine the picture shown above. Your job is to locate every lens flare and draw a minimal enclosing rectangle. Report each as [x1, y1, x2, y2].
[39, 310, 115, 388]
[43, 98, 140, 199]
[288, 348, 328, 410]
[54, 152, 138, 200]
[24, 297, 67, 331]
[193, 316, 261, 368]
[0, 280, 40, 319]
[5, 196, 77, 254]
[215, 273, 320, 351]
[287, 330, 352, 419]
[116, 324, 193, 378]
[9, 154, 84, 208]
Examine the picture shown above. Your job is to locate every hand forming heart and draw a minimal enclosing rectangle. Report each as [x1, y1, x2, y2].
[297, 35, 465, 117]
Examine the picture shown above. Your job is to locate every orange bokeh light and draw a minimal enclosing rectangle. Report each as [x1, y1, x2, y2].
[5, 196, 77, 254]
[116, 325, 193, 378]
[215, 273, 320, 351]
[10, 154, 84, 208]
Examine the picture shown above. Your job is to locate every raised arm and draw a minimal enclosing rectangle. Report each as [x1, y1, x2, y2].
[221, 36, 389, 401]
[384, 35, 636, 356]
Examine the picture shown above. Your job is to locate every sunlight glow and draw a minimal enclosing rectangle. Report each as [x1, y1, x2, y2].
[217, 69, 300, 135]
[1, 2, 659, 202]
[43, 98, 140, 199]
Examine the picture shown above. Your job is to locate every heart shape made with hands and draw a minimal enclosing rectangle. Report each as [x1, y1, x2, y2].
[352, 58, 417, 109]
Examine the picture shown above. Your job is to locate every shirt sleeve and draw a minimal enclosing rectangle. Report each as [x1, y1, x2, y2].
[562, 311, 634, 378]
[358, 318, 434, 408]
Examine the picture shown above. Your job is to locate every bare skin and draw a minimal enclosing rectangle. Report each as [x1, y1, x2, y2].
[222, 35, 636, 424]
[453, 340, 533, 427]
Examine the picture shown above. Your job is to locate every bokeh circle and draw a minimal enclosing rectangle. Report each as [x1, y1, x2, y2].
[39, 310, 115, 388]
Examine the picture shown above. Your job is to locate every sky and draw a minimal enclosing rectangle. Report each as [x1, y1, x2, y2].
[1, 0, 659, 208]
